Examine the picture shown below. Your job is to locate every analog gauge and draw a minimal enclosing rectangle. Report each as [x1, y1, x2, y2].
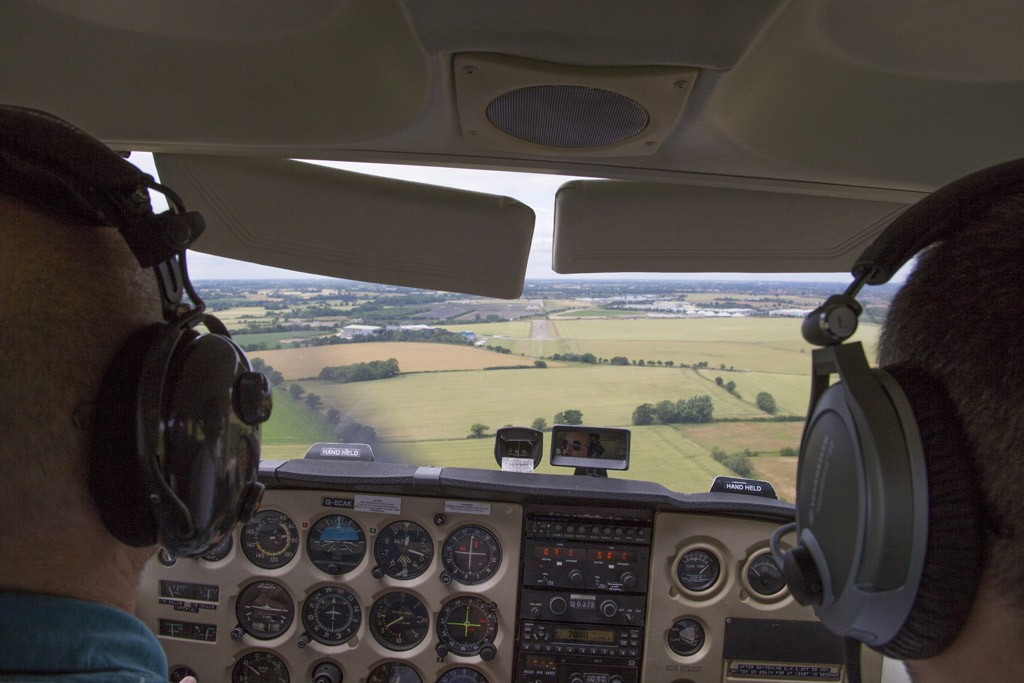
[667, 618, 705, 656]
[436, 596, 498, 657]
[236, 581, 295, 640]
[201, 533, 233, 562]
[232, 651, 289, 683]
[676, 549, 721, 592]
[307, 514, 366, 575]
[374, 521, 434, 579]
[301, 586, 362, 645]
[367, 662, 422, 683]
[437, 668, 489, 683]
[746, 553, 787, 596]
[241, 510, 299, 569]
[169, 666, 197, 683]
[442, 526, 502, 585]
[369, 591, 430, 651]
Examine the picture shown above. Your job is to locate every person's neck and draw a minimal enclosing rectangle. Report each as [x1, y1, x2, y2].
[0, 520, 152, 614]
[905, 583, 1024, 683]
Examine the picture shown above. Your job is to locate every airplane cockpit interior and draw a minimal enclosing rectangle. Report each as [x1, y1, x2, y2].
[3, 3, 1023, 683]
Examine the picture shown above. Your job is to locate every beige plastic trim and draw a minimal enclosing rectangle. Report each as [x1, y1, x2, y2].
[154, 154, 535, 298]
[553, 180, 911, 274]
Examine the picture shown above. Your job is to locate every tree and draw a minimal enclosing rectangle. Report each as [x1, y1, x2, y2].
[250, 357, 266, 371]
[725, 380, 736, 393]
[266, 369, 284, 386]
[637, 359, 646, 367]
[610, 356, 630, 366]
[715, 376, 724, 386]
[756, 392, 778, 415]
[531, 417, 548, 431]
[468, 423, 489, 438]
[288, 383, 305, 400]
[632, 403, 656, 425]
[554, 409, 583, 425]
[304, 393, 322, 409]
[534, 360, 547, 368]
[326, 408, 341, 424]
[679, 395, 714, 423]
[654, 399, 681, 424]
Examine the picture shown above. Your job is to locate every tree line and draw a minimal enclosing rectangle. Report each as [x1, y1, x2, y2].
[319, 358, 400, 383]
[632, 395, 714, 425]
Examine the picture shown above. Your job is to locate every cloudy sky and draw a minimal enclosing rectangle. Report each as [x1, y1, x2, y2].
[130, 153, 891, 284]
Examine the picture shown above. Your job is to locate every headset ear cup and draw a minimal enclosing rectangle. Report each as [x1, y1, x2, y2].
[875, 365, 984, 660]
[88, 323, 169, 547]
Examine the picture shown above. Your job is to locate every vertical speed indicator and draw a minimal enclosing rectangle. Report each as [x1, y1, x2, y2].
[441, 526, 502, 585]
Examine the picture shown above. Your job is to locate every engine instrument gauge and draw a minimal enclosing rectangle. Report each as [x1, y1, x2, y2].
[301, 586, 361, 645]
[236, 581, 295, 640]
[436, 596, 498, 657]
[169, 666, 197, 683]
[241, 510, 299, 569]
[442, 526, 502, 585]
[367, 662, 421, 683]
[667, 618, 705, 656]
[746, 552, 787, 596]
[676, 548, 720, 592]
[369, 591, 430, 651]
[232, 651, 289, 683]
[201, 533, 233, 562]
[374, 521, 434, 579]
[438, 668, 489, 683]
[307, 514, 366, 575]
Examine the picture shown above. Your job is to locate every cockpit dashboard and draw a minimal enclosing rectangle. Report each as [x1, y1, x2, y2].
[139, 459, 883, 683]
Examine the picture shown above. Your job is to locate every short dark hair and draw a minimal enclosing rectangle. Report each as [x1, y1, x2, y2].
[878, 193, 1024, 614]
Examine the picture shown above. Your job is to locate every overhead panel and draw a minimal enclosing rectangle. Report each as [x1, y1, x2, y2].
[552, 180, 915, 274]
[155, 155, 535, 298]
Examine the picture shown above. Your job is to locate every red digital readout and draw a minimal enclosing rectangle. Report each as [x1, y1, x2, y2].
[533, 546, 637, 563]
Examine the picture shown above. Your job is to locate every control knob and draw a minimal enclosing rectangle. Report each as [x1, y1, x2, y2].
[549, 596, 568, 615]
[621, 572, 637, 589]
[312, 662, 343, 683]
[569, 674, 584, 683]
[479, 643, 497, 661]
[569, 569, 584, 586]
[600, 599, 618, 618]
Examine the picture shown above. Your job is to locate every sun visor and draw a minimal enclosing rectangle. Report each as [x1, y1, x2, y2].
[154, 154, 535, 298]
[553, 180, 917, 274]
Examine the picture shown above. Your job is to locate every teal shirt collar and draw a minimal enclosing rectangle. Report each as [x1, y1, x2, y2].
[0, 591, 167, 682]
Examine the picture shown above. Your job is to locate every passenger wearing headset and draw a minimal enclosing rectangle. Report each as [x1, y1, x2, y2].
[0, 107, 270, 682]
[775, 160, 1024, 683]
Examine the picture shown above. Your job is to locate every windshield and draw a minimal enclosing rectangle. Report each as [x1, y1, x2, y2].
[136, 156, 894, 500]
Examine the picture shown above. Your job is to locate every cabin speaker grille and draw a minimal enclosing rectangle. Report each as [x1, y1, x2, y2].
[485, 85, 649, 148]
[455, 53, 697, 157]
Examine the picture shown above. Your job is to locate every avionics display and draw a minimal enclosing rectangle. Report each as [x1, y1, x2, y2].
[532, 546, 639, 562]
[554, 626, 617, 644]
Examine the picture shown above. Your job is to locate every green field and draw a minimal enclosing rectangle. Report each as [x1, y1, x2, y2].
[552, 309, 639, 318]
[233, 329, 333, 347]
[253, 316, 840, 497]
[294, 365, 763, 443]
[261, 388, 337, 446]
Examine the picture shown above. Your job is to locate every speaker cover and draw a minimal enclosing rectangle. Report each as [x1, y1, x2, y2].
[455, 52, 697, 157]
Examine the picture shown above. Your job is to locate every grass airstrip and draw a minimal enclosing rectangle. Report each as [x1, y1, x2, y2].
[251, 318, 880, 498]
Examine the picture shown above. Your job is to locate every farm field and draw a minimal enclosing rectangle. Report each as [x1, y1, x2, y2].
[260, 388, 336, 446]
[233, 329, 333, 347]
[251, 342, 552, 380]
[297, 365, 762, 443]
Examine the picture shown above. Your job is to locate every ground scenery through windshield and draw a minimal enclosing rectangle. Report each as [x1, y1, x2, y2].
[204, 278, 893, 500]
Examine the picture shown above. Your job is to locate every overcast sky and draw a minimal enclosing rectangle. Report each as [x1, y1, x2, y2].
[130, 153, 900, 285]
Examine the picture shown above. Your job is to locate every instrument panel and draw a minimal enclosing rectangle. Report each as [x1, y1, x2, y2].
[138, 462, 882, 682]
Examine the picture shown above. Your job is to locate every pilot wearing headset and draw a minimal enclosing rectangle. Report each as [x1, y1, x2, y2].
[777, 160, 1024, 683]
[875, 195, 1023, 682]
[0, 107, 270, 682]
